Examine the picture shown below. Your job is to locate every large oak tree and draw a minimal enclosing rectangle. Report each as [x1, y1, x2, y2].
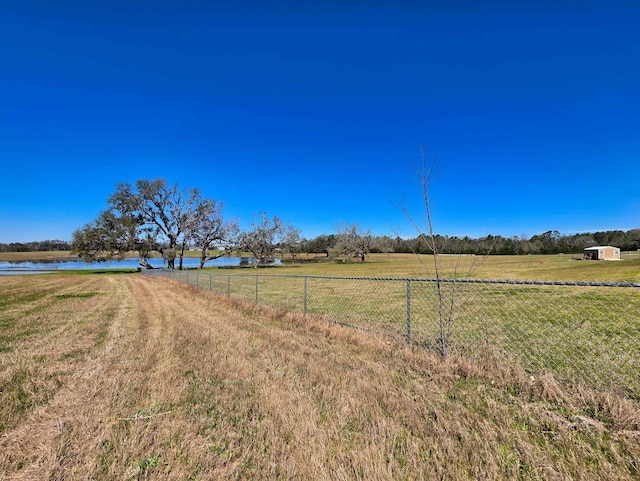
[72, 178, 233, 269]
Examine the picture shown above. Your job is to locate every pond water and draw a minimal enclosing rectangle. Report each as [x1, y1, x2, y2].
[0, 256, 257, 275]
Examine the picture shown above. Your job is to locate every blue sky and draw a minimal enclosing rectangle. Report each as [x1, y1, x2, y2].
[1, 1, 638, 243]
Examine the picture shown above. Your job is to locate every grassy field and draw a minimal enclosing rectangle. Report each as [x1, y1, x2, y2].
[0, 251, 77, 261]
[275, 253, 640, 282]
[1, 273, 639, 479]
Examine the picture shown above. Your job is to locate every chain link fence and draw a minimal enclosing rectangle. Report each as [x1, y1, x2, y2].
[143, 269, 640, 398]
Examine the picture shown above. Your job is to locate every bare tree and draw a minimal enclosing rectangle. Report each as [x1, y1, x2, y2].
[401, 147, 493, 357]
[281, 225, 302, 261]
[188, 199, 239, 269]
[331, 223, 377, 262]
[400, 150, 449, 354]
[238, 212, 293, 267]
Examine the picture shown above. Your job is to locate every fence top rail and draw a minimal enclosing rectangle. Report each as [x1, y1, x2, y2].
[145, 270, 640, 288]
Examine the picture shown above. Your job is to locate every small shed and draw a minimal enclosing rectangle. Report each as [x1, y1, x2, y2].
[584, 246, 621, 260]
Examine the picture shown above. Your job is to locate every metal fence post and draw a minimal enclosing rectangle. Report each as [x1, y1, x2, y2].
[227, 275, 231, 297]
[304, 276, 308, 315]
[255, 275, 259, 304]
[406, 279, 411, 344]
[209, 273, 212, 291]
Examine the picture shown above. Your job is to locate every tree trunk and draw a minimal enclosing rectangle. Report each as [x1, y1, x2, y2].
[178, 242, 186, 270]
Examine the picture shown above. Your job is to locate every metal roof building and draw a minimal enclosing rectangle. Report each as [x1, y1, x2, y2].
[583, 246, 621, 260]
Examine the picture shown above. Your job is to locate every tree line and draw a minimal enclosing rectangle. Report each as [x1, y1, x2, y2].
[384, 229, 640, 256]
[0, 239, 71, 252]
[295, 229, 640, 258]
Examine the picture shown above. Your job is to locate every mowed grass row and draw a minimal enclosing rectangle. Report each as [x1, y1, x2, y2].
[1, 273, 639, 479]
[0, 275, 123, 432]
[169, 270, 640, 398]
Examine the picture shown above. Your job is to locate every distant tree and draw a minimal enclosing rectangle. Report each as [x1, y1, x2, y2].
[72, 210, 153, 262]
[36, 239, 71, 251]
[530, 230, 561, 254]
[331, 223, 377, 262]
[627, 229, 640, 251]
[0, 240, 71, 252]
[412, 233, 430, 254]
[592, 230, 630, 249]
[370, 235, 394, 254]
[498, 236, 517, 255]
[392, 236, 412, 253]
[188, 199, 239, 269]
[305, 234, 337, 256]
[8, 242, 31, 252]
[238, 213, 294, 267]
[477, 235, 500, 255]
[281, 225, 302, 260]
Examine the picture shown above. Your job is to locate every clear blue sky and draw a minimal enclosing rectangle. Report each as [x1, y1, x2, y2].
[1, 1, 638, 243]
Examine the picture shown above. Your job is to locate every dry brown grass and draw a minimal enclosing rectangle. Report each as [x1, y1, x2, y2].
[0, 251, 76, 262]
[1, 274, 638, 480]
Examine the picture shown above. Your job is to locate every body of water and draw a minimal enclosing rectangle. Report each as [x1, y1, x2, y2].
[0, 256, 256, 274]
